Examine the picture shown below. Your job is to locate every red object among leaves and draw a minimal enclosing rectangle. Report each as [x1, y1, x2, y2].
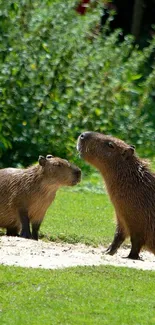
[76, 0, 91, 15]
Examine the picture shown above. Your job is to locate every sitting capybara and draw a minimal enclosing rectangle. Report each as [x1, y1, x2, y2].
[77, 131, 155, 259]
[0, 155, 81, 240]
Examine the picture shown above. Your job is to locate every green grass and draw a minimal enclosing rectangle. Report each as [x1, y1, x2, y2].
[41, 190, 114, 246]
[40, 172, 114, 246]
[0, 264, 155, 325]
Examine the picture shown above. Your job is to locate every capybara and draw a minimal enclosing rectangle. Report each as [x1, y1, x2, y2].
[77, 131, 155, 259]
[0, 155, 81, 240]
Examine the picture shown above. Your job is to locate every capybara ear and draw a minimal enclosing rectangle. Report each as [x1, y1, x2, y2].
[122, 146, 135, 159]
[38, 155, 46, 166]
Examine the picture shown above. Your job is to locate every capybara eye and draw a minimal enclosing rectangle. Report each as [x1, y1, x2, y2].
[46, 155, 54, 159]
[108, 142, 114, 149]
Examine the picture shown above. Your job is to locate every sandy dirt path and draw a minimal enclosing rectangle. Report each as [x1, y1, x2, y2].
[0, 236, 155, 271]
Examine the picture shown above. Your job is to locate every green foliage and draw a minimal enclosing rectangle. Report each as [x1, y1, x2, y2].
[1, 264, 155, 325]
[0, 0, 155, 166]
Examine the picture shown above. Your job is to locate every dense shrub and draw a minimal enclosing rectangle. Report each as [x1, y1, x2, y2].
[0, 0, 155, 167]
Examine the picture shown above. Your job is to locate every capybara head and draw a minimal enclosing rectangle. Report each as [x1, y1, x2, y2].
[77, 131, 135, 171]
[38, 154, 81, 186]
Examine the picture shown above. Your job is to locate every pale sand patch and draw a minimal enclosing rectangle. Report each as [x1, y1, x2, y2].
[0, 236, 155, 271]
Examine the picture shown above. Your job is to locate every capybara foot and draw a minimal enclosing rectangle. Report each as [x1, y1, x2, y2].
[31, 223, 40, 241]
[20, 231, 32, 239]
[6, 228, 19, 237]
[31, 235, 38, 241]
[127, 252, 141, 260]
[104, 246, 117, 256]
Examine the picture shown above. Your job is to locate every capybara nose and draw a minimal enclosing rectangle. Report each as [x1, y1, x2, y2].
[46, 154, 54, 159]
[80, 133, 85, 140]
[74, 168, 81, 181]
[75, 168, 81, 177]
[80, 132, 92, 140]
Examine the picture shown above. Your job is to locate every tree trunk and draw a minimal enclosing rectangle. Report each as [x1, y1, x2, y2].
[131, 0, 144, 40]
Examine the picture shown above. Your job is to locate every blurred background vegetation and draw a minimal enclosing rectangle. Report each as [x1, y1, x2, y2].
[0, 0, 155, 167]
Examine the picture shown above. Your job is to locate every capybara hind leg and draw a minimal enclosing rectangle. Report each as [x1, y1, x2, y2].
[127, 236, 143, 260]
[6, 227, 19, 237]
[106, 224, 125, 255]
[32, 222, 41, 241]
[19, 211, 31, 239]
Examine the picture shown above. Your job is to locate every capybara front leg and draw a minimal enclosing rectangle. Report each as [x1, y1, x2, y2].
[105, 224, 125, 255]
[19, 210, 31, 239]
[127, 236, 143, 260]
[6, 227, 19, 237]
[32, 222, 41, 241]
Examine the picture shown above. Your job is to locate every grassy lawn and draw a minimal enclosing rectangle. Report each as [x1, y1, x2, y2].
[41, 190, 114, 246]
[1, 171, 155, 325]
[0, 264, 155, 325]
[40, 172, 115, 247]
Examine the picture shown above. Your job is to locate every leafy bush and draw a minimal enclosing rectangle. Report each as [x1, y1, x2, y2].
[0, 0, 155, 167]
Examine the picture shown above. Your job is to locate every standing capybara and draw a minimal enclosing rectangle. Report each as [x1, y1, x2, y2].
[0, 155, 81, 240]
[77, 131, 155, 259]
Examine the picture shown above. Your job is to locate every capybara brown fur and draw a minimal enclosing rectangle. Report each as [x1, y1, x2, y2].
[0, 155, 81, 240]
[77, 131, 155, 259]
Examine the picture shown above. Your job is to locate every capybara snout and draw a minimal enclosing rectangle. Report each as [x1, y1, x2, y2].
[77, 131, 93, 155]
[71, 165, 81, 185]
